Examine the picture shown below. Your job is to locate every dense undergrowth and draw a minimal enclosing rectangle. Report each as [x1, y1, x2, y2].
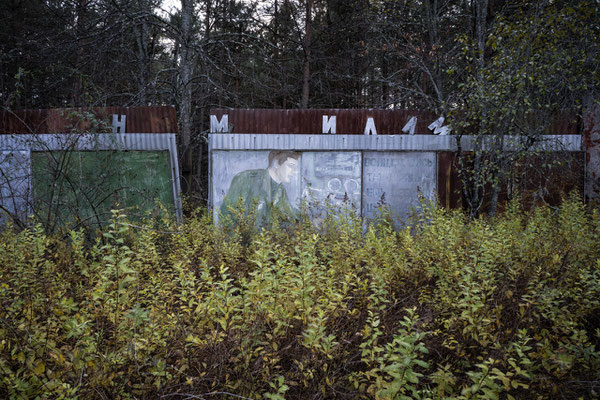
[1, 194, 599, 399]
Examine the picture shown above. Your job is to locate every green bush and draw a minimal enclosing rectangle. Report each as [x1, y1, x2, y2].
[1, 195, 599, 399]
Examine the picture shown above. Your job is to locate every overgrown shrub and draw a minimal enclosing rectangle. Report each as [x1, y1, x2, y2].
[1, 194, 599, 399]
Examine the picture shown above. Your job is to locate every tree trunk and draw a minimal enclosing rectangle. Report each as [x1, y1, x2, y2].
[489, 184, 499, 217]
[301, 0, 312, 108]
[476, 0, 488, 68]
[180, 0, 194, 193]
[381, 50, 388, 107]
[136, 0, 149, 105]
[472, 0, 488, 217]
[74, 0, 88, 106]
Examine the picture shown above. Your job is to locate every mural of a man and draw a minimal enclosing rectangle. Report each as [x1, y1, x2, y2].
[219, 150, 301, 227]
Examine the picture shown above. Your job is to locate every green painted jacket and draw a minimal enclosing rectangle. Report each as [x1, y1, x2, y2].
[219, 169, 298, 227]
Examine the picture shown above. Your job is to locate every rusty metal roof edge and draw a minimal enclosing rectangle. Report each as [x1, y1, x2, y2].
[0, 133, 177, 151]
[209, 108, 434, 112]
[1, 106, 178, 134]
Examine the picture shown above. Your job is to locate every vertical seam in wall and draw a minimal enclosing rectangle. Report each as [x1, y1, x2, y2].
[360, 150, 365, 222]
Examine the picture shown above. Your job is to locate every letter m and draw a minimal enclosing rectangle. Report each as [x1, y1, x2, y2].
[210, 114, 229, 132]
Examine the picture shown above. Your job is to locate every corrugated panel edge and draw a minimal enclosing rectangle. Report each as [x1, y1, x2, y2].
[209, 134, 582, 152]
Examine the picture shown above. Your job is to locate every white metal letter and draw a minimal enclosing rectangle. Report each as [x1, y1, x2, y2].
[402, 116, 417, 135]
[112, 114, 126, 133]
[322, 115, 336, 134]
[210, 114, 229, 132]
[436, 125, 451, 135]
[364, 117, 377, 135]
[428, 116, 451, 135]
[427, 116, 444, 132]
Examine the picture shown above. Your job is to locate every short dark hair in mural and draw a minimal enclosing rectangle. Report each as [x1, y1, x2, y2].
[268, 150, 301, 167]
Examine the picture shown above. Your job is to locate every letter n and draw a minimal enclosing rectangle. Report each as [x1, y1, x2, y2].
[112, 114, 126, 133]
[210, 114, 229, 132]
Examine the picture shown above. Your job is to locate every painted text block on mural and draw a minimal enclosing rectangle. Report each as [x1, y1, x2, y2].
[301, 152, 361, 211]
[362, 152, 436, 222]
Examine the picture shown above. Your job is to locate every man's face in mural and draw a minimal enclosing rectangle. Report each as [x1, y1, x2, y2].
[277, 157, 299, 183]
[267, 151, 301, 184]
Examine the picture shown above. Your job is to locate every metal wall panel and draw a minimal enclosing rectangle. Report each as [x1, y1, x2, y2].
[437, 152, 461, 209]
[0, 133, 182, 222]
[0, 150, 31, 224]
[32, 150, 175, 228]
[362, 152, 437, 224]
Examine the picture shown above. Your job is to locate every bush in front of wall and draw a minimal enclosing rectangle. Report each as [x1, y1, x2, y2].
[0, 194, 599, 399]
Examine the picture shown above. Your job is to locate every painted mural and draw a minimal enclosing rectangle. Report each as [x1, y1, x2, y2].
[300, 152, 361, 209]
[213, 150, 362, 227]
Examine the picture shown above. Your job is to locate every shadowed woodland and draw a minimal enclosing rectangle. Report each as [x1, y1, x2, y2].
[1, 0, 598, 212]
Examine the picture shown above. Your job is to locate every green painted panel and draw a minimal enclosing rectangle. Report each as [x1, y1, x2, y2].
[32, 150, 174, 229]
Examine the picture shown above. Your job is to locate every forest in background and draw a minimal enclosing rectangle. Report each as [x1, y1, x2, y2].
[1, 0, 599, 208]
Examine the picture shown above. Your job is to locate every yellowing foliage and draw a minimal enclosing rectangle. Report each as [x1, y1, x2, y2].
[0, 195, 599, 399]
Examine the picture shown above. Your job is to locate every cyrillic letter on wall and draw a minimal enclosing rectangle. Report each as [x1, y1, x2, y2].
[112, 114, 126, 133]
[322, 115, 336, 134]
[402, 116, 417, 135]
[364, 117, 377, 135]
[210, 114, 229, 132]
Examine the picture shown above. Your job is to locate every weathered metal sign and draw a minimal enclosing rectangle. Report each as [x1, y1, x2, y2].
[0, 133, 182, 227]
[362, 152, 436, 221]
[0, 107, 181, 227]
[209, 108, 587, 227]
[209, 130, 582, 226]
